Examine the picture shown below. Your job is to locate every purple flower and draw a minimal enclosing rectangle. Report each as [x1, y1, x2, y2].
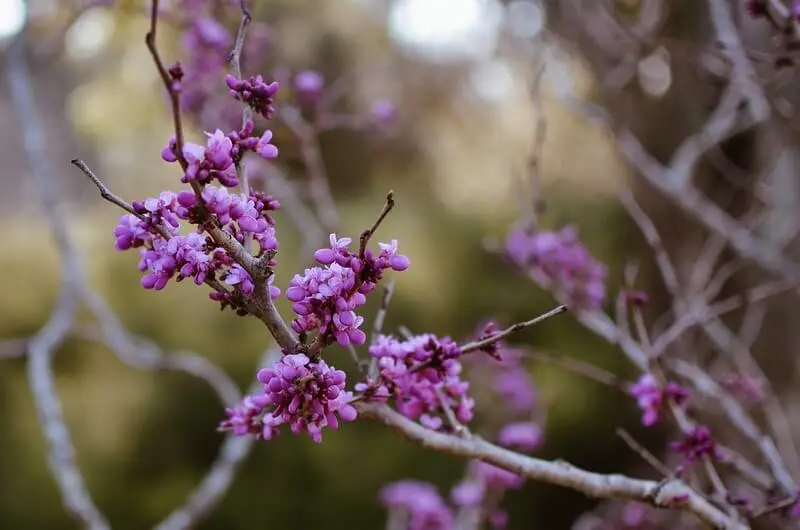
[114, 214, 153, 250]
[629, 374, 689, 427]
[670, 425, 720, 462]
[497, 422, 543, 451]
[226, 74, 280, 119]
[255, 130, 279, 160]
[473, 461, 525, 490]
[370, 99, 396, 124]
[380, 481, 453, 530]
[294, 70, 325, 105]
[450, 481, 483, 506]
[366, 334, 474, 430]
[220, 353, 356, 443]
[204, 129, 234, 169]
[506, 224, 607, 311]
[287, 234, 409, 346]
[161, 123, 280, 186]
[224, 264, 255, 295]
[219, 394, 272, 438]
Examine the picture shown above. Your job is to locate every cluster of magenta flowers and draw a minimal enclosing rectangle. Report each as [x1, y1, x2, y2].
[379, 460, 527, 530]
[220, 353, 357, 443]
[219, 233, 410, 442]
[287, 234, 410, 347]
[361, 334, 474, 430]
[380, 461, 526, 530]
[113, 186, 278, 297]
[161, 121, 278, 187]
[113, 183, 280, 301]
[628, 373, 690, 427]
[506, 224, 607, 311]
[225, 74, 280, 119]
[670, 425, 720, 463]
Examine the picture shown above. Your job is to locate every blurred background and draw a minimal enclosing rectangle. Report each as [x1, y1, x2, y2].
[1, 0, 795, 528]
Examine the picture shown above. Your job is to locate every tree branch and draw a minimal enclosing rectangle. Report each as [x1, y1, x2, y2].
[357, 403, 747, 530]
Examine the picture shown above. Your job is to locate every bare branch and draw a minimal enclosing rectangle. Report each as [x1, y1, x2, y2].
[672, 360, 795, 492]
[7, 31, 110, 530]
[359, 190, 396, 258]
[278, 105, 339, 231]
[561, 95, 800, 285]
[155, 348, 280, 530]
[227, 2, 253, 251]
[357, 403, 747, 530]
[706, 0, 770, 121]
[460, 305, 568, 354]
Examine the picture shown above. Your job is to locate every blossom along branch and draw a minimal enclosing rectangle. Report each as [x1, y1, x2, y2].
[10, 0, 800, 529]
[619, 191, 798, 494]
[8, 9, 281, 530]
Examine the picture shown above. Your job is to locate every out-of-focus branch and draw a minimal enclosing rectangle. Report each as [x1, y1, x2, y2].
[8, 16, 275, 529]
[255, 162, 327, 256]
[154, 347, 280, 530]
[278, 105, 340, 232]
[706, 0, 770, 121]
[7, 31, 111, 530]
[560, 94, 800, 286]
[672, 360, 794, 492]
[620, 191, 798, 493]
[357, 403, 748, 530]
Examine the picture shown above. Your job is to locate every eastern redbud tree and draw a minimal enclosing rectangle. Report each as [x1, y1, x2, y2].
[9, 0, 800, 529]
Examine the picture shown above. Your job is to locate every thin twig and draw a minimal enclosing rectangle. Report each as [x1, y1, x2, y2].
[369, 280, 396, 380]
[522, 350, 628, 390]
[460, 305, 568, 354]
[616, 428, 674, 478]
[227, 2, 253, 251]
[278, 104, 339, 231]
[359, 191, 396, 258]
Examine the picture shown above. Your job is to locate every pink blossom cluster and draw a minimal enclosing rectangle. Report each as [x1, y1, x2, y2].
[380, 481, 453, 530]
[220, 353, 357, 443]
[628, 374, 690, 427]
[286, 234, 410, 346]
[670, 425, 720, 463]
[113, 181, 280, 304]
[506, 224, 607, 310]
[360, 334, 474, 431]
[450, 460, 526, 527]
[164, 0, 272, 127]
[161, 121, 278, 187]
[226, 74, 280, 119]
[465, 335, 543, 451]
[379, 459, 526, 530]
